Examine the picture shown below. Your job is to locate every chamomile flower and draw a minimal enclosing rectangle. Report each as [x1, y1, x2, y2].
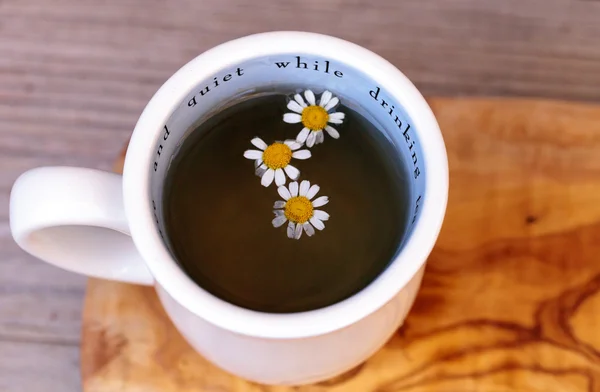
[272, 180, 330, 239]
[283, 90, 345, 148]
[243, 137, 311, 187]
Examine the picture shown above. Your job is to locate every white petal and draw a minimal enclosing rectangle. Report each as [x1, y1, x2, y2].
[316, 131, 324, 144]
[287, 100, 304, 113]
[251, 137, 268, 150]
[328, 112, 345, 124]
[325, 126, 340, 139]
[273, 209, 284, 216]
[289, 181, 299, 196]
[274, 200, 286, 208]
[299, 180, 310, 196]
[329, 112, 345, 120]
[283, 113, 302, 123]
[319, 90, 332, 107]
[272, 215, 287, 228]
[313, 209, 329, 221]
[303, 222, 315, 237]
[254, 159, 263, 168]
[244, 150, 263, 160]
[261, 169, 275, 187]
[310, 217, 325, 230]
[324, 97, 339, 111]
[292, 149, 311, 160]
[306, 132, 316, 148]
[306, 184, 320, 200]
[284, 165, 300, 181]
[294, 94, 307, 108]
[304, 90, 316, 105]
[294, 222, 303, 239]
[296, 127, 310, 143]
[312, 196, 329, 207]
[278, 185, 292, 200]
[275, 168, 286, 186]
[287, 222, 295, 238]
[284, 140, 302, 150]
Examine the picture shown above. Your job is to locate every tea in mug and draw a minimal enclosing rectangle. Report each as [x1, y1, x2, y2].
[162, 90, 411, 313]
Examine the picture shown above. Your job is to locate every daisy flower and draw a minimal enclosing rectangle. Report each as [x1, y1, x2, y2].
[272, 180, 330, 239]
[283, 90, 345, 148]
[243, 137, 311, 187]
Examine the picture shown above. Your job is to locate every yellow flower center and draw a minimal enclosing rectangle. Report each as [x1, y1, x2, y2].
[301, 105, 329, 131]
[262, 143, 292, 169]
[284, 196, 314, 224]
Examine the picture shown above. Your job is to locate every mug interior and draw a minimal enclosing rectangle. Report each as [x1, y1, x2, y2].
[150, 54, 426, 262]
[124, 31, 447, 338]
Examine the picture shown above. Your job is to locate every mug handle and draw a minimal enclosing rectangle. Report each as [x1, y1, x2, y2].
[9, 166, 154, 285]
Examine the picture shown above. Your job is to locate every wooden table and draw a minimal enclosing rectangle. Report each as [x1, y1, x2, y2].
[1, 1, 600, 391]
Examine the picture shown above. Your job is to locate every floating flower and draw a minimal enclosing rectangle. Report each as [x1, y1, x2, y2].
[283, 90, 345, 148]
[272, 180, 330, 239]
[243, 137, 311, 187]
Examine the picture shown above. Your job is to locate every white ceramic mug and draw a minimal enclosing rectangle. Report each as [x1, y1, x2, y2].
[10, 32, 448, 385]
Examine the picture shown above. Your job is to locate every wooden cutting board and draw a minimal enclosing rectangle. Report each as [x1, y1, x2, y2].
[81, 98, 600, 392]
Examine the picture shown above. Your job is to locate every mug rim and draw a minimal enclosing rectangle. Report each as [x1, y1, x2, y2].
[123, 31, 448, 339]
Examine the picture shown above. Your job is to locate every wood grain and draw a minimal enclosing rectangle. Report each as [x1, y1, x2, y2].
[82, 98, 600, 391]
[2, 0, 600, 390]
[0, 341, 81, 391]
